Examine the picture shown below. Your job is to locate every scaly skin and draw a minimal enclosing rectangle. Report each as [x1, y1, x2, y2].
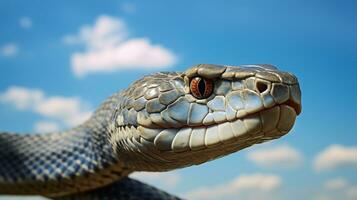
[0, 64, 301, 199]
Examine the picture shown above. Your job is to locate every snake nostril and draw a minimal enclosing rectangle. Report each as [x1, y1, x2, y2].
[256, 81, 269, 93]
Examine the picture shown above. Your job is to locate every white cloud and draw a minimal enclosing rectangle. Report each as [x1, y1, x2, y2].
[0, 86, 92, 127]
[184, 173, 281, 200]
[324, 178, 348, 190]
[130, 171, 181, 188]
[71, 38, 176, 76]
[34, 121, 60, 133]
[314, 145, 357, 171]
[35, 96, 92, 126]
[19, 17, 32, 29]
[318, 178, 357, 200]
[347, 186, 357, 199]
[63, 15, 128, 50]
[1, 43, 18, 57]
[0, 86, 43, 109]
[246, 144, 303, 168]
[64, 15, 177, 77]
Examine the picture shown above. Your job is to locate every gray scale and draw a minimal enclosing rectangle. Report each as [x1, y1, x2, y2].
[0, 64, 301, 200]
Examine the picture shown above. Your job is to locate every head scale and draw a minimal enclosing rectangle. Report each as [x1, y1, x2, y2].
[109, 64, 301, 171]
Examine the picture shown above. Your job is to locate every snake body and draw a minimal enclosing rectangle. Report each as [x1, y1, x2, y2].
[0, 64, 301, 199]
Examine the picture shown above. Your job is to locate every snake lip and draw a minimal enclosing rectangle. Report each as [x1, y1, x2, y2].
[284, 99, 301, 115]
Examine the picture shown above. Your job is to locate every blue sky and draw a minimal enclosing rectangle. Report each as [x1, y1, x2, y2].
[0, 0, 357, 199]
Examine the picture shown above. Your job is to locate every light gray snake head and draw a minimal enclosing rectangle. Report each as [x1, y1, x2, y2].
[110, 64, 301, 171]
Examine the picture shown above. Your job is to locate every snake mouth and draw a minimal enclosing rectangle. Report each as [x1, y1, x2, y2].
[284, 99, 301, 115]
[137, 102, 297, 154]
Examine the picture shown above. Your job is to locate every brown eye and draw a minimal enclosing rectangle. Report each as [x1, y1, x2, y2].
[190, 77, 213, 99]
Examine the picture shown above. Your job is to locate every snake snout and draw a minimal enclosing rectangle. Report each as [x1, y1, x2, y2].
[269, 80, 301, 115]
[253, 69, 302, 115]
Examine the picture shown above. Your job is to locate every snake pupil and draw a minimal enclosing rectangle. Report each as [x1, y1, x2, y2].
[198, 79, 206, 96]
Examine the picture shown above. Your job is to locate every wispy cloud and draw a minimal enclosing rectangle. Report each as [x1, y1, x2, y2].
[63, 15, 177, 77]
[324, 178, 348, 190]
[246, 144, 303, 169]
[315, 178, 357, 200]
[184, 173, 281, 200]
[0, 43, 18, 57]
[314, 145, 357, 171]
[34, 121, 60, 133]
[120, 2, 136, 14]
[0, 86, 92, 128]
[130, 171, 181, 188]
[19, 17, 32, 29]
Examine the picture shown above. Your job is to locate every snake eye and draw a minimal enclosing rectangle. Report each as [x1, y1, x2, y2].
[190, 77, 213, 99]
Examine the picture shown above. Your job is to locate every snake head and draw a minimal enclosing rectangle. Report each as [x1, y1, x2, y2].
[111, 64, 301, 170]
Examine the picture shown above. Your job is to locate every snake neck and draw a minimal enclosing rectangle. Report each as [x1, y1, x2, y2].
[0, 92, 133, 196]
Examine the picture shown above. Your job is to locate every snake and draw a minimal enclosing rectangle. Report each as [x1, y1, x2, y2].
[0, 64, 301, 199]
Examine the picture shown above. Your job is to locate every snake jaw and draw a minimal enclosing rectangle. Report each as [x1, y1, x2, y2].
[110, 64, 301, 171]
